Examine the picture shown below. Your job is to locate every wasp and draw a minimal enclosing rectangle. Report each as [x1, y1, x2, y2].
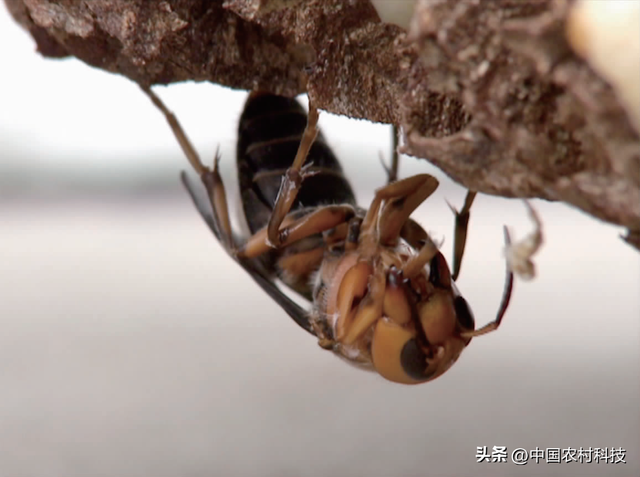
[141, 86, 541, 385]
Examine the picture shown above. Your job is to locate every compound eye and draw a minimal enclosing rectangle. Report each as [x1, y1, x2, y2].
[371, 319, 433, 384]
[400, 339, 437, 382]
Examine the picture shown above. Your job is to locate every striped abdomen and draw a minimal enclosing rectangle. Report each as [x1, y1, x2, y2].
[236, 93, 357, 299]
[236, 93, 356, 234]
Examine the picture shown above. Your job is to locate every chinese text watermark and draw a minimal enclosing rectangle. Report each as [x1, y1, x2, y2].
[476, 446, 626, 465]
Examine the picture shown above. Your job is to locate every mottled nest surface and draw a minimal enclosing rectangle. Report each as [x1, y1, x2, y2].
[6, 0, 639, 248]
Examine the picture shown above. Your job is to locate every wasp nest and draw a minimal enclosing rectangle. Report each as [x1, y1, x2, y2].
[5, 0, 639, 249]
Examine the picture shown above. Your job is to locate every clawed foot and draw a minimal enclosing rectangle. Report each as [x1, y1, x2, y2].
[504, 201, 543, 281]
[378, 151, 398, 184]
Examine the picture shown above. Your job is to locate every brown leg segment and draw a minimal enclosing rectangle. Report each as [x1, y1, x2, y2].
[253, 166, 346, 184]
[447, 190, 477, 282]
[460, 226, 514, 338]
[201, 148, 235, 251]
[368, 174, 440, 247]
[144, 87, 355, 264]
[141, 85, 236, 252]
[266, 106, 321, 247]
[399, 219, 431, 250]
[240, 205, 356, 258]
[379, 125, 400, 185]
[144, 86, 324, 336]
[401, 239, 439, 279]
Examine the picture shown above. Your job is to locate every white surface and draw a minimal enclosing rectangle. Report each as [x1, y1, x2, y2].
[1, 197, 638, 477]
[1, 5, 639, 477]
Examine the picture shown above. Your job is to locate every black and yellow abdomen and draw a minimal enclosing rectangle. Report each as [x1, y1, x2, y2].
[236, 93, 356, 234]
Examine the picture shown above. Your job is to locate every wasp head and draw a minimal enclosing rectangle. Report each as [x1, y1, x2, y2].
[318, 241, 477, 385]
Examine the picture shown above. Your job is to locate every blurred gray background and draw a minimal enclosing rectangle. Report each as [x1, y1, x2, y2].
[1, 6, 638, 477]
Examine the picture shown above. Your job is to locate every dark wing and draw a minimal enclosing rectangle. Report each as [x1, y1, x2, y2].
[242, 261, 315, 335]
[180, 171, 316, 336]
[180, 171, 219, 237]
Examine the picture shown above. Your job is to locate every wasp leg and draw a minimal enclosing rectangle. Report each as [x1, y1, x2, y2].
[401, 239, 440, 279]
[397, 218, 448, 280]
[398, 218, 430, 250]
[460, 227, 514, 338]
[364, 174, 439, 247]
[266, 105, 321, 247]
[242, 260, 316, 335]
[341, 264, 386, 345]
[143, 86, 317, 334]
[504, 200, 543, 280]
[181, 171, 221, 238]
[141, 86, 205, 176]
[253, 166, 346, 184]
[379, 125, 400, 185]
[141, 85, 235, 253]
[240, 205, 356, 259]
[446, 190, 477, 282]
